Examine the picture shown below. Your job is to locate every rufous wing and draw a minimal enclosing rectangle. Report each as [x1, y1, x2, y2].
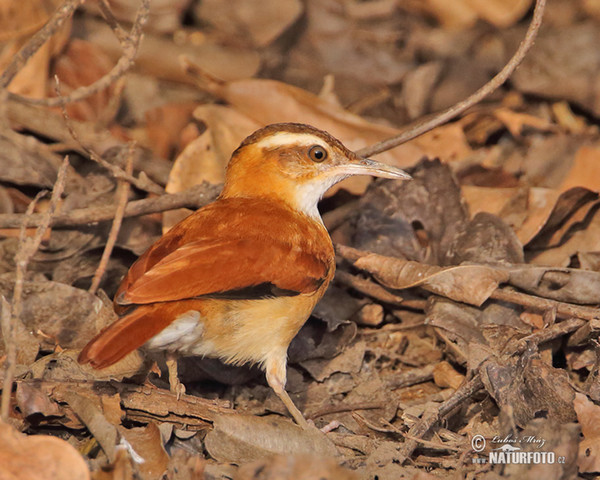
[117, 236, 329, 306]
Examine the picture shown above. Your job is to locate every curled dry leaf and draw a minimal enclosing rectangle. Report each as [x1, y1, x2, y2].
[205, 414, 338, 463]
[343, 247, 509, 306]
[0, 422, 90, 480]
[574, 392, 600, 473]
[507, 265, 600, 304]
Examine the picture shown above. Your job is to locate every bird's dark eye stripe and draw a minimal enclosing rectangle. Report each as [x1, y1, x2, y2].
[308, 145, 327, 162]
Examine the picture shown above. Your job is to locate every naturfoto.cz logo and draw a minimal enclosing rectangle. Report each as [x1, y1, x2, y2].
[470, 434, 566, 465]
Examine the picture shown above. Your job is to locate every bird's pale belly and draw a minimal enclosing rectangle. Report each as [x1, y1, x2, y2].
[144, 294, 319, 368]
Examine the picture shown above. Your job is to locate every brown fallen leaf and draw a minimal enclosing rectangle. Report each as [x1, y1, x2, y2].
[0, 422, 90, 480]
[432, 361, 465, 390]
[340, 246, 509, 306]
[118, 423, 169, 480]
[574, 392, 600, 473]
[507, 264, 600, 304]
[205, 414, 338, 463]
[560, 146, 600, 193]
[50, 39, 119, 122]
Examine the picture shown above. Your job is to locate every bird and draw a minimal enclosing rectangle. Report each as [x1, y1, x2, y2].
[78, 122, 410, 428]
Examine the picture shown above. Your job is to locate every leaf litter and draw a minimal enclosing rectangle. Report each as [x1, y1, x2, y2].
[1, 0, 600, 479]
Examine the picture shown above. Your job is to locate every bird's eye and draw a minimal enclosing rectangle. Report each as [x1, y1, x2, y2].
[308, 145, 328, 163]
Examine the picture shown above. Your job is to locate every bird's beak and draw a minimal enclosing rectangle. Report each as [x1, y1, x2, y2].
[335, 156, 412, 180]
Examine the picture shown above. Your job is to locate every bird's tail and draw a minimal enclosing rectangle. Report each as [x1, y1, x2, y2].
[78, 304, 172, 369]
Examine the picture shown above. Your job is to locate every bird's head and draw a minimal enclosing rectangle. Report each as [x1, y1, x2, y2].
[220, 123, 411, 219]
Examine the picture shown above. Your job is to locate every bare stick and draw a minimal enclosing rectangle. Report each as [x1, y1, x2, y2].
[9, 0, 150, 108]
[0, 0, 85, 89]
[0, 158, 69, 421]
[491, 288, 600, 321]
[54, 76, 163, 194]
[357, 0, 547, 158]
[89, 145, 134, 295]
[0, 182, 221, 229]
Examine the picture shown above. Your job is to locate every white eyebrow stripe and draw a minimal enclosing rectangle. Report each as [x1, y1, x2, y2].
[254, 132, 327, 150]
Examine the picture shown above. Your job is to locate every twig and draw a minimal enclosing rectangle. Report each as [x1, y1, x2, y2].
[89, 145, 134, 295]
[491, 288, 600, 321]
[9, 0, 150, 108]
[395, 376, 485, 463]
[98, 0, 129, 43]
[307, 401, 386, 420]
[0, 158, 69, 421]
[54, 76, 163, 194]
[0, 182, 221, 229]
[335, 270, 404, 306]
[386, 364, 436, 390]
[357, 0, 547, 158]
[0, 0, 86, 89]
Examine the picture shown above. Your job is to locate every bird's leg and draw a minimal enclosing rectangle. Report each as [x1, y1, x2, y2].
[265, 354, 310, 429]
[165, 353, 186, 400]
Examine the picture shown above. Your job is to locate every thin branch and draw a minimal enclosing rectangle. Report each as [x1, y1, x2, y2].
[98, 0, 129, 43]
[357, 0, 547, 158]
[0, 0, 86, 89]
[9, 0, 150, 108]
[0, 158, 69, 421]
[0, 183, 222, 229]
[89, 144, 134, 295]
[491, 288, 600, 321]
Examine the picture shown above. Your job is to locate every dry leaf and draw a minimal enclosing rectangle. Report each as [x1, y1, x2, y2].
[0, 423, 90, 480]
[507, 265, 600, 304]
[347, 249, 509, 306]
[119, 423, 169, 480]
[432, 361, 465, 389]
[51, 39, 118, 122]
[205, 414, 338, 463]
[560, 146, 600, 193]
[574, 392, 600, 473]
